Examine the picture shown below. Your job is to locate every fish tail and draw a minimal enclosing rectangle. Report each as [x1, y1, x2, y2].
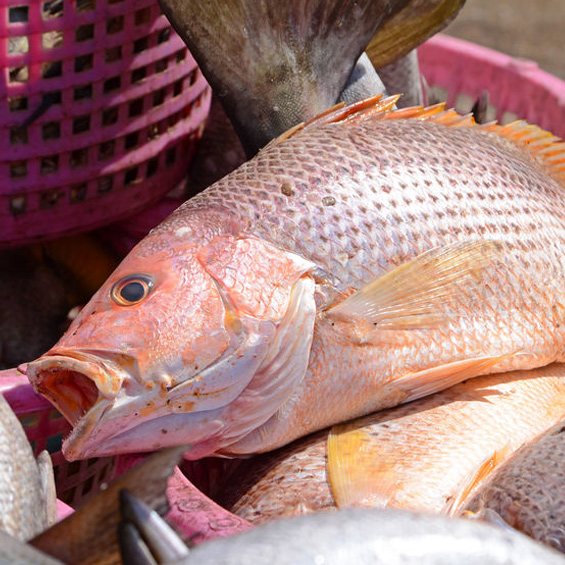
[158, 0, 392, 156]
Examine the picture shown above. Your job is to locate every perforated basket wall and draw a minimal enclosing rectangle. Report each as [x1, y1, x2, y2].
[1, 34, 565, 517]
[0, 0, 210, 247]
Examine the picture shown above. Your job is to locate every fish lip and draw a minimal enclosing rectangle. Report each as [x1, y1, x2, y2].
[26, 349, 131, 430]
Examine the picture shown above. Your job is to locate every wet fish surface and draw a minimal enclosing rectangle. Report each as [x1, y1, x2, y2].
[26, 96, 565, 462]
[0, 392, 56, 540]
[121, 505, 565, 565]
[215, 364, 565, 522]
[462, 417, 565, 553]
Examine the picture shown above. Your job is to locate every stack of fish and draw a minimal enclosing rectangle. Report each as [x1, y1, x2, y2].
[3, 0, 565, 562]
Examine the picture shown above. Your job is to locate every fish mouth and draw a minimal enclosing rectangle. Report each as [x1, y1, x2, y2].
[26, 350, 129, 428]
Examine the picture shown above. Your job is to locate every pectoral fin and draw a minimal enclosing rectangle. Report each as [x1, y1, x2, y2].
[327, 239, 503, 330]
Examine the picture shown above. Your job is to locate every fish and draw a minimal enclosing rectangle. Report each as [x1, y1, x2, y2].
[118, 501, 565, 565]
[213, 364, 565, 523]
[0, 391, 56, 540]
[26, 95, 565, 462]
[159, 0, 466, 156]
[29, 446, 186, 565]
[462, 417, 565, 553]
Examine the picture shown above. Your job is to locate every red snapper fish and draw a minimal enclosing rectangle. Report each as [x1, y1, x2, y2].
[26, 96, 565, 461]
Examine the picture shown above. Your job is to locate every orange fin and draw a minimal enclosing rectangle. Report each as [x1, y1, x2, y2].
[264, 94, 565, 184]
[326, 239, 503, 330]
[444, 444, 512, 517]
[328, 425, 399, 509]
[391, 352, 519, 404]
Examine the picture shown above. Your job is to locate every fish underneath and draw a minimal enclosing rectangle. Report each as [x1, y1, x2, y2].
[26, 95, 565, 461]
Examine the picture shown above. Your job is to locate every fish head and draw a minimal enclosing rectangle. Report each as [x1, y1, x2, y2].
[26, 209, 317, 460]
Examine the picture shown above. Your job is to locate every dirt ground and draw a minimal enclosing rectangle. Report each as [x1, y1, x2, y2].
[444, 0, 565, 80]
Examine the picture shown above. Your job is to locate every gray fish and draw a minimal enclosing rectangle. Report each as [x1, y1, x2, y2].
[462, 419, 565, 553]
[0, 392, 56, 541]
[119, 500, 565, 565]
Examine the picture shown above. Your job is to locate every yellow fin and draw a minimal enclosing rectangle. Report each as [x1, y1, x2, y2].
[392, 352, 518, 404]
[444, 444, 513, 517]
[328, 425, 398, 509]
[327, 240, 502, 330]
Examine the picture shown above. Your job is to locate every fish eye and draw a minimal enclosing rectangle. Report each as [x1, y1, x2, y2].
[111, 274, 154, 306]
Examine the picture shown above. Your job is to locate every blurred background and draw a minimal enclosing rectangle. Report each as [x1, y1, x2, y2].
[444, 0, 565, 80]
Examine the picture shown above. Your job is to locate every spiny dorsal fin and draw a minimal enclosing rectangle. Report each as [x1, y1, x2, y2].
[266, 95, 565, 184]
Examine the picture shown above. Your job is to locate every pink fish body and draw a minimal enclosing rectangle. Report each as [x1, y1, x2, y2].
[26, 96, 565, 461]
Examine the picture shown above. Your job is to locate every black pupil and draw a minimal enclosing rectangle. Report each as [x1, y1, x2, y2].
[120, 281, 145, 303]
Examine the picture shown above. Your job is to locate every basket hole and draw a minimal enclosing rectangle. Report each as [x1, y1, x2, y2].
[155, 57, 168, 73]
[73, 114, 91, 134]
[158, 28, 171, 44]
[176, 49, 187, 63]
[42, 121, 60, 140]
[9, 6, 28, 23]
[166, 147, 176, 166]
[147, 123, 160, 140]
[75, 53, 93, 72]
[105, 45, 122, 63]
[98, 176, 113, 193]
[103, 76, 121, 93]
[9, 96, 27, 111]
[66, 460, 81, 477]
[108, 0, 124, 4]
[146, 156, 159, 178]
[134, 7, 151, 25]
[102, 106, 119, 126]
[76, 0, 95, 12]
[10, 195, 26, 216]
[168, 111, 181, 129]
[42, 1, 63, 19]
[70, 148, 88, 168]
[9, 66, 29, 83]
[125, 131, 139, 150]
[42, 31, 61, 50]
[131, 66, 147, 84]
[152, 88, 165, 107]
[129, 98, 144, 117]
[190, 69, 199, 86]
[40, 188, 63, 207]
[70, 182, 87, 203]
[98, 140, 115, 160]
[81, 475, 95, 496]
[124, 166, 138, 185]
[133, 36, 149, 53]
[106, 15, 124, 34]
[74, 83, 93, 100]
[41, 155, 59, 175]
[10, 126, 28, 144]
[173, 80, 183, 97]
[76, 24, 94, 42]
[42, 61, 62, 79]
[10, 161, 27, 178]
[8, 36, 29, 54]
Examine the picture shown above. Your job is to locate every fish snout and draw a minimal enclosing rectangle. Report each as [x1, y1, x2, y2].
[26, 350, 128, 427]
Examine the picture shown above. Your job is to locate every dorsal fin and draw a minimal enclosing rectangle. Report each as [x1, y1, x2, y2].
[264, 95, 565, 184]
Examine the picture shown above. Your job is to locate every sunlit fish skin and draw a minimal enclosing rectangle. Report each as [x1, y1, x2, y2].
[26, 96, 565, 461]
[462, 417, 565, 553]
[215, 364, 565, 522]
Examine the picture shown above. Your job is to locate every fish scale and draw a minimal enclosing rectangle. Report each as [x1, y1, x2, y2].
[26, 97, 565, 460]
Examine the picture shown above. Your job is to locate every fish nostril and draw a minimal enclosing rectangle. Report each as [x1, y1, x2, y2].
[37, 369, 100, 426]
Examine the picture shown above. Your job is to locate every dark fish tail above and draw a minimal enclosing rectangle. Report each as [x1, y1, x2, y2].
[158, 0, 400, 156]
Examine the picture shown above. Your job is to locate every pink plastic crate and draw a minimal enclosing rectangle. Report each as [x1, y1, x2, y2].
[0, 0, 210, 247]
[1, 33, 564, 538]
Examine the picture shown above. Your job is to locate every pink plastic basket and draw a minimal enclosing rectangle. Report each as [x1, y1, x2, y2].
[1, 33, 565, 539]
[0, 0, 210, 247]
